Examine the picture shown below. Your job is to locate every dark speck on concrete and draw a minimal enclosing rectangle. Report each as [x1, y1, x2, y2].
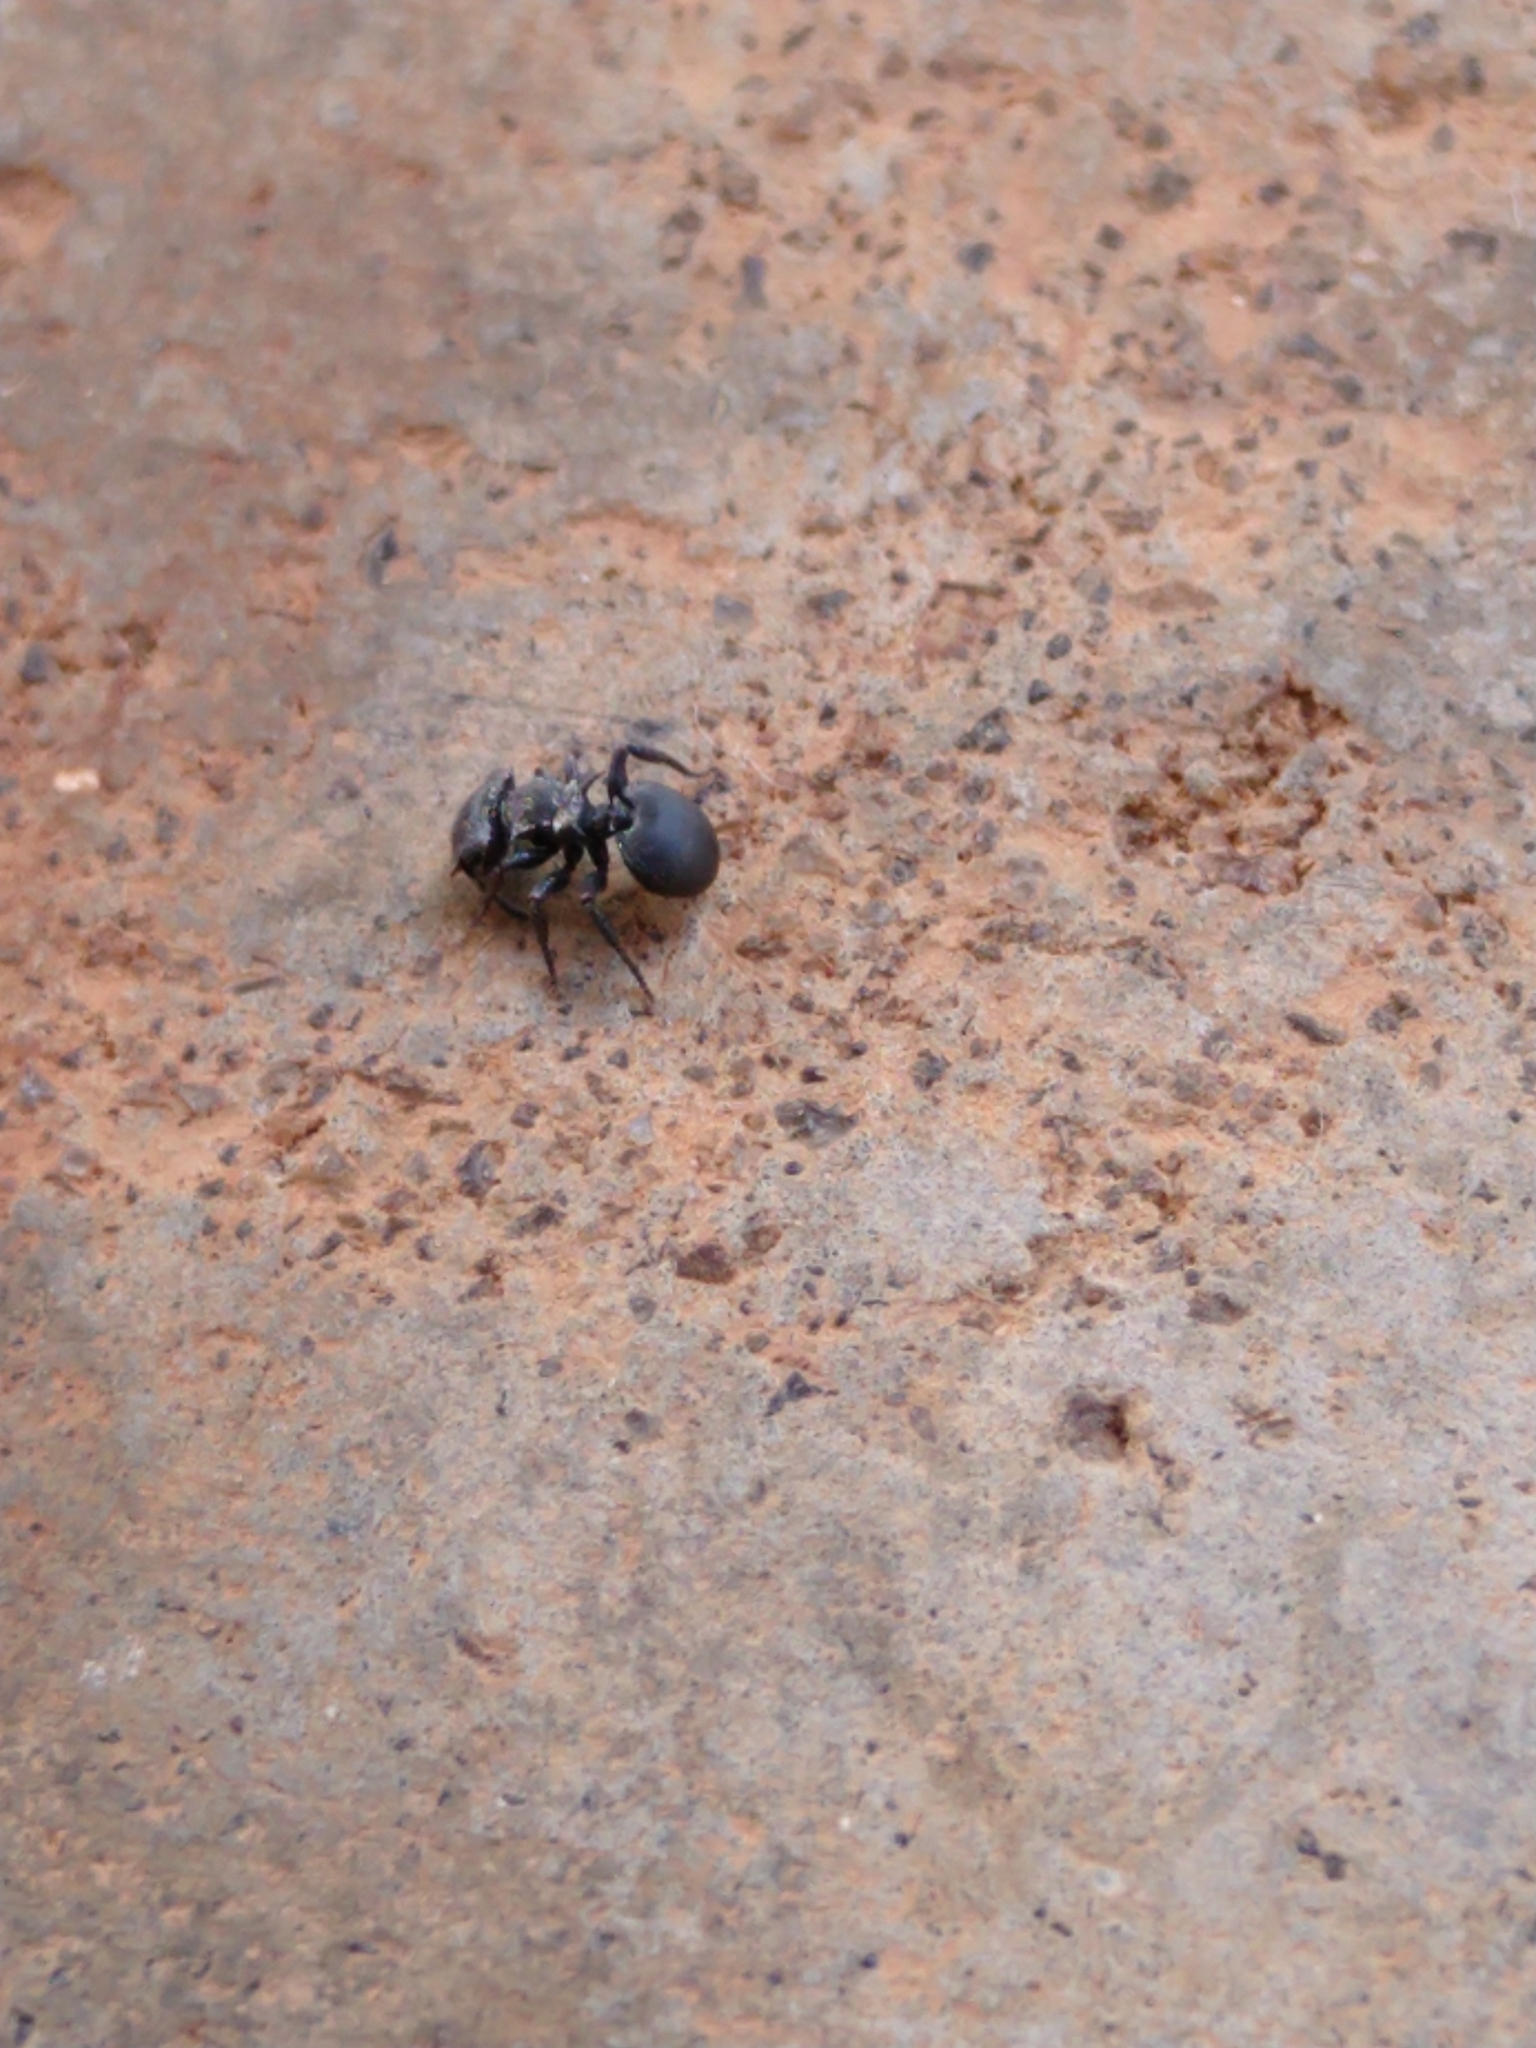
[509, 1202, 562, 1237]
[1297, 1827, 1348, 1879]
[1132, 164, 1193, 212]
[1446, 226, 1499, 262]
[1188, 1289, 1249, 1325]
[766, 1369, 821, 1416]
[1368, 992, 1420, 1035]
[18, 1065, 57, 1108]
[1286, 1011, 1347, 1046]
[674, 1240, 736, 1283]
[956, 707, 1012, 753]
[364, 525, 399, 586]
[1281, 331, 1338, 365]
[775, 1098, 856, 1143]
[456, 1141, 503, 1201]
[958, 241, 995, 273]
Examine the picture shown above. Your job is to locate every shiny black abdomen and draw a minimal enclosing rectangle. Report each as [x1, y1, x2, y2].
[617, 782, 720, 898]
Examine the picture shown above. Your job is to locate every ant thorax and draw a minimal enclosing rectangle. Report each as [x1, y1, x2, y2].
[548, 774, 589, 843]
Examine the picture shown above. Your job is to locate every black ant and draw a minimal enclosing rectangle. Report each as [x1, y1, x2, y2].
[451, 743, 720, 1009]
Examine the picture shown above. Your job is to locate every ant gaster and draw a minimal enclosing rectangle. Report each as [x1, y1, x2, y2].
[451, 743, 720, 1009]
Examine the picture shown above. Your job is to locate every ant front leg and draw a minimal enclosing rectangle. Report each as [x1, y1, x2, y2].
[528, 855, 577, 989]
[475, 844, 546, 926]
[579, 838, 655, 1009]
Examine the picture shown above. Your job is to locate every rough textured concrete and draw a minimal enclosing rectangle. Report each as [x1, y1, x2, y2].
[4, 3, 1536, 2042]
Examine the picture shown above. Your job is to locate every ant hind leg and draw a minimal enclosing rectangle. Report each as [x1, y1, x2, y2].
[606, 741, 699, 802]
[579, 867, 655, 1009]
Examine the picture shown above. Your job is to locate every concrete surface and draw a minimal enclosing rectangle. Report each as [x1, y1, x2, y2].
[4, 2, 1536, 2042]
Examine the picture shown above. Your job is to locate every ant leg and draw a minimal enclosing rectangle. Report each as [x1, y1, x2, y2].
[627, 741, 700, 776]
[585, 892, 655, 1009]
[528, 858, 576, 988]
[473, 846, 546, 925]
[606, 741, 699, 801]
[579, 846, 655, 1009]
[468, 873, 527, 927]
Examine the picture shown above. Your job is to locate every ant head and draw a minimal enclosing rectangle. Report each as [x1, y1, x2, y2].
[451, 770, 513, 881]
